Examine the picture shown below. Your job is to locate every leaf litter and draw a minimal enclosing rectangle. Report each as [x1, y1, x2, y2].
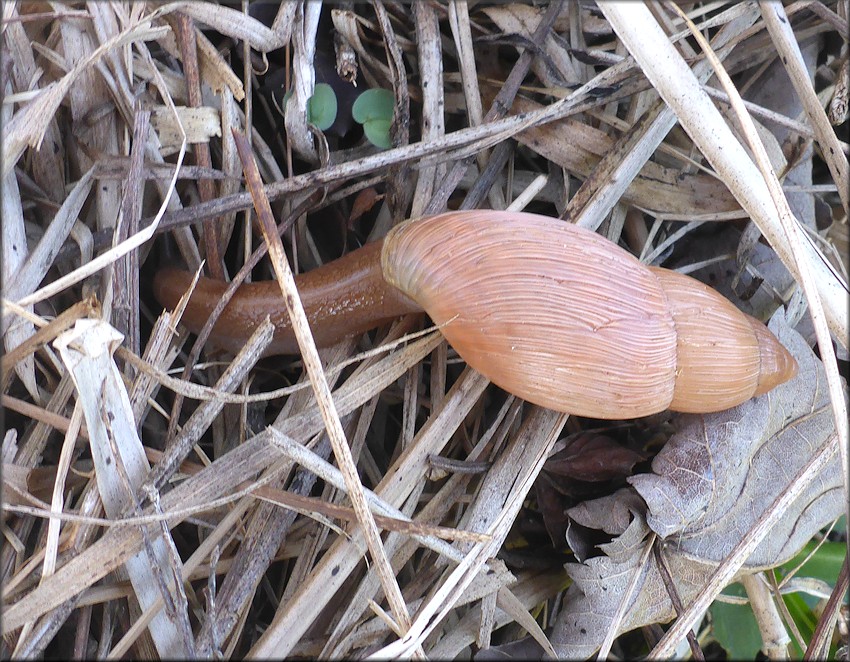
[552, 313, 845, 658]
[1, 2, 847, 659]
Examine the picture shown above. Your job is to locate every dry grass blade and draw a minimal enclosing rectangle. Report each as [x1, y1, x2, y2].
[143, 317, 274, 492]
[233, 128, 413, 639]
[267, 427, 489, 548]
[600, 3, 848, 340]
[54, 320, 189, 657]
[249, 367, 490, 657]
[2, 18, 167, 178]
[41, 403, 83, 581]
[372, 408, 567, 657]
[1, 297, 100, 394]
[3, 325, 440, 634]
[564, 4, 762, 231]
[165, 1, 290, 52]
[3, 3, 845, 658]
[4, 169, 95, 306]
[760, 2, 849, 213]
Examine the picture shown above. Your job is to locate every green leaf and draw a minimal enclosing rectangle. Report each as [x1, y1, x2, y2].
[778, 539, 846, 591]
[351, 88, 395, 149]
[712, 544, 845, 662]
[781, 590, 818, 657]
[282, 83, 338, 131]
[777, 540, 845, 660]
[306, 83, 337, 131]
[710, 583, 763, 659]
[362, 118, 393, 149]
[352, 88, 395, 124]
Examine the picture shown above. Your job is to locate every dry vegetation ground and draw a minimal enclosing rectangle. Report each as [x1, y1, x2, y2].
[1, 1, 848, 659]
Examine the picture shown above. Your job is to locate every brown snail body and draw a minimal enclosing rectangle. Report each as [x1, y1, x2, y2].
[154, 240, 421, 356]
[153, 210, 797, 419]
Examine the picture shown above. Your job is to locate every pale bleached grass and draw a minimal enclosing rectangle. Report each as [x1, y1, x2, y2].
[2, 2, 846, 658]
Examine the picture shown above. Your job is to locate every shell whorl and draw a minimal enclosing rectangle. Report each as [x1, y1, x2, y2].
[382, 211, 678, 418]
[381, 211, 797, 418]
[648, 267, 796, 413]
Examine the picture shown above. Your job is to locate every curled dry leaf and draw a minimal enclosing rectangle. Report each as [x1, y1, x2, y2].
[537, 432, 648, 547]
[548, 312, 844, 658]
[544, 432, 647, 484]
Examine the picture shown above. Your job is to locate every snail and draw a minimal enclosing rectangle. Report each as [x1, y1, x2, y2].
[153, 210, 797, 419]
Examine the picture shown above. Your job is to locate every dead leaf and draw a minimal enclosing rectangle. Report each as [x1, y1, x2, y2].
[348, 187, 384, 227]
[538, 432, 647, 548]
[549, 312, 845, 657]
[2, 463, 32, 509]
[506, 97, 742, 216]
[544, 432, 646, 483]
[149, 105, 221, 154]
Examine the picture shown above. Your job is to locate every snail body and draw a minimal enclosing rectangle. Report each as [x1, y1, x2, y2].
[153, 210, 797, 418]
[154, 240, 420, 356]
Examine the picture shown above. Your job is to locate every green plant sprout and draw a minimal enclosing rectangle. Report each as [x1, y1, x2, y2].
[282, 85, 395, 149]
[282, 82, 337, 131]
[352, 88, 395, 149]
[306, 83, 337, 131]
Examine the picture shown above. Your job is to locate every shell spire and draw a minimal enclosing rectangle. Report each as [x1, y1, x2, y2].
[648, 267, 796, 412]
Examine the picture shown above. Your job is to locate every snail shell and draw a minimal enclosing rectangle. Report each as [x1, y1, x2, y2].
[381, 211, 796, 418]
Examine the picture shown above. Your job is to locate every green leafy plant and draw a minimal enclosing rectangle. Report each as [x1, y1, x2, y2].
[306, 83, 338, 131]
[352, 88, 395, 149]
[709, 583, 764, 659]
[283, 82, 338, 131]
[710, 538, 846, 659]
[778, 538, 846, 657]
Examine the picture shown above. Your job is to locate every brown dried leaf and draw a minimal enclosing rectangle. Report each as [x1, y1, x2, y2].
[545, 432, 645, 483]
[550, 313, 844, 657]
[630, 314, 843, 565]
[2, 463, 32, 509]
[538, 432, 647, 547]
[482, 4, 581, 87]
[508, 96, 742, 216]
